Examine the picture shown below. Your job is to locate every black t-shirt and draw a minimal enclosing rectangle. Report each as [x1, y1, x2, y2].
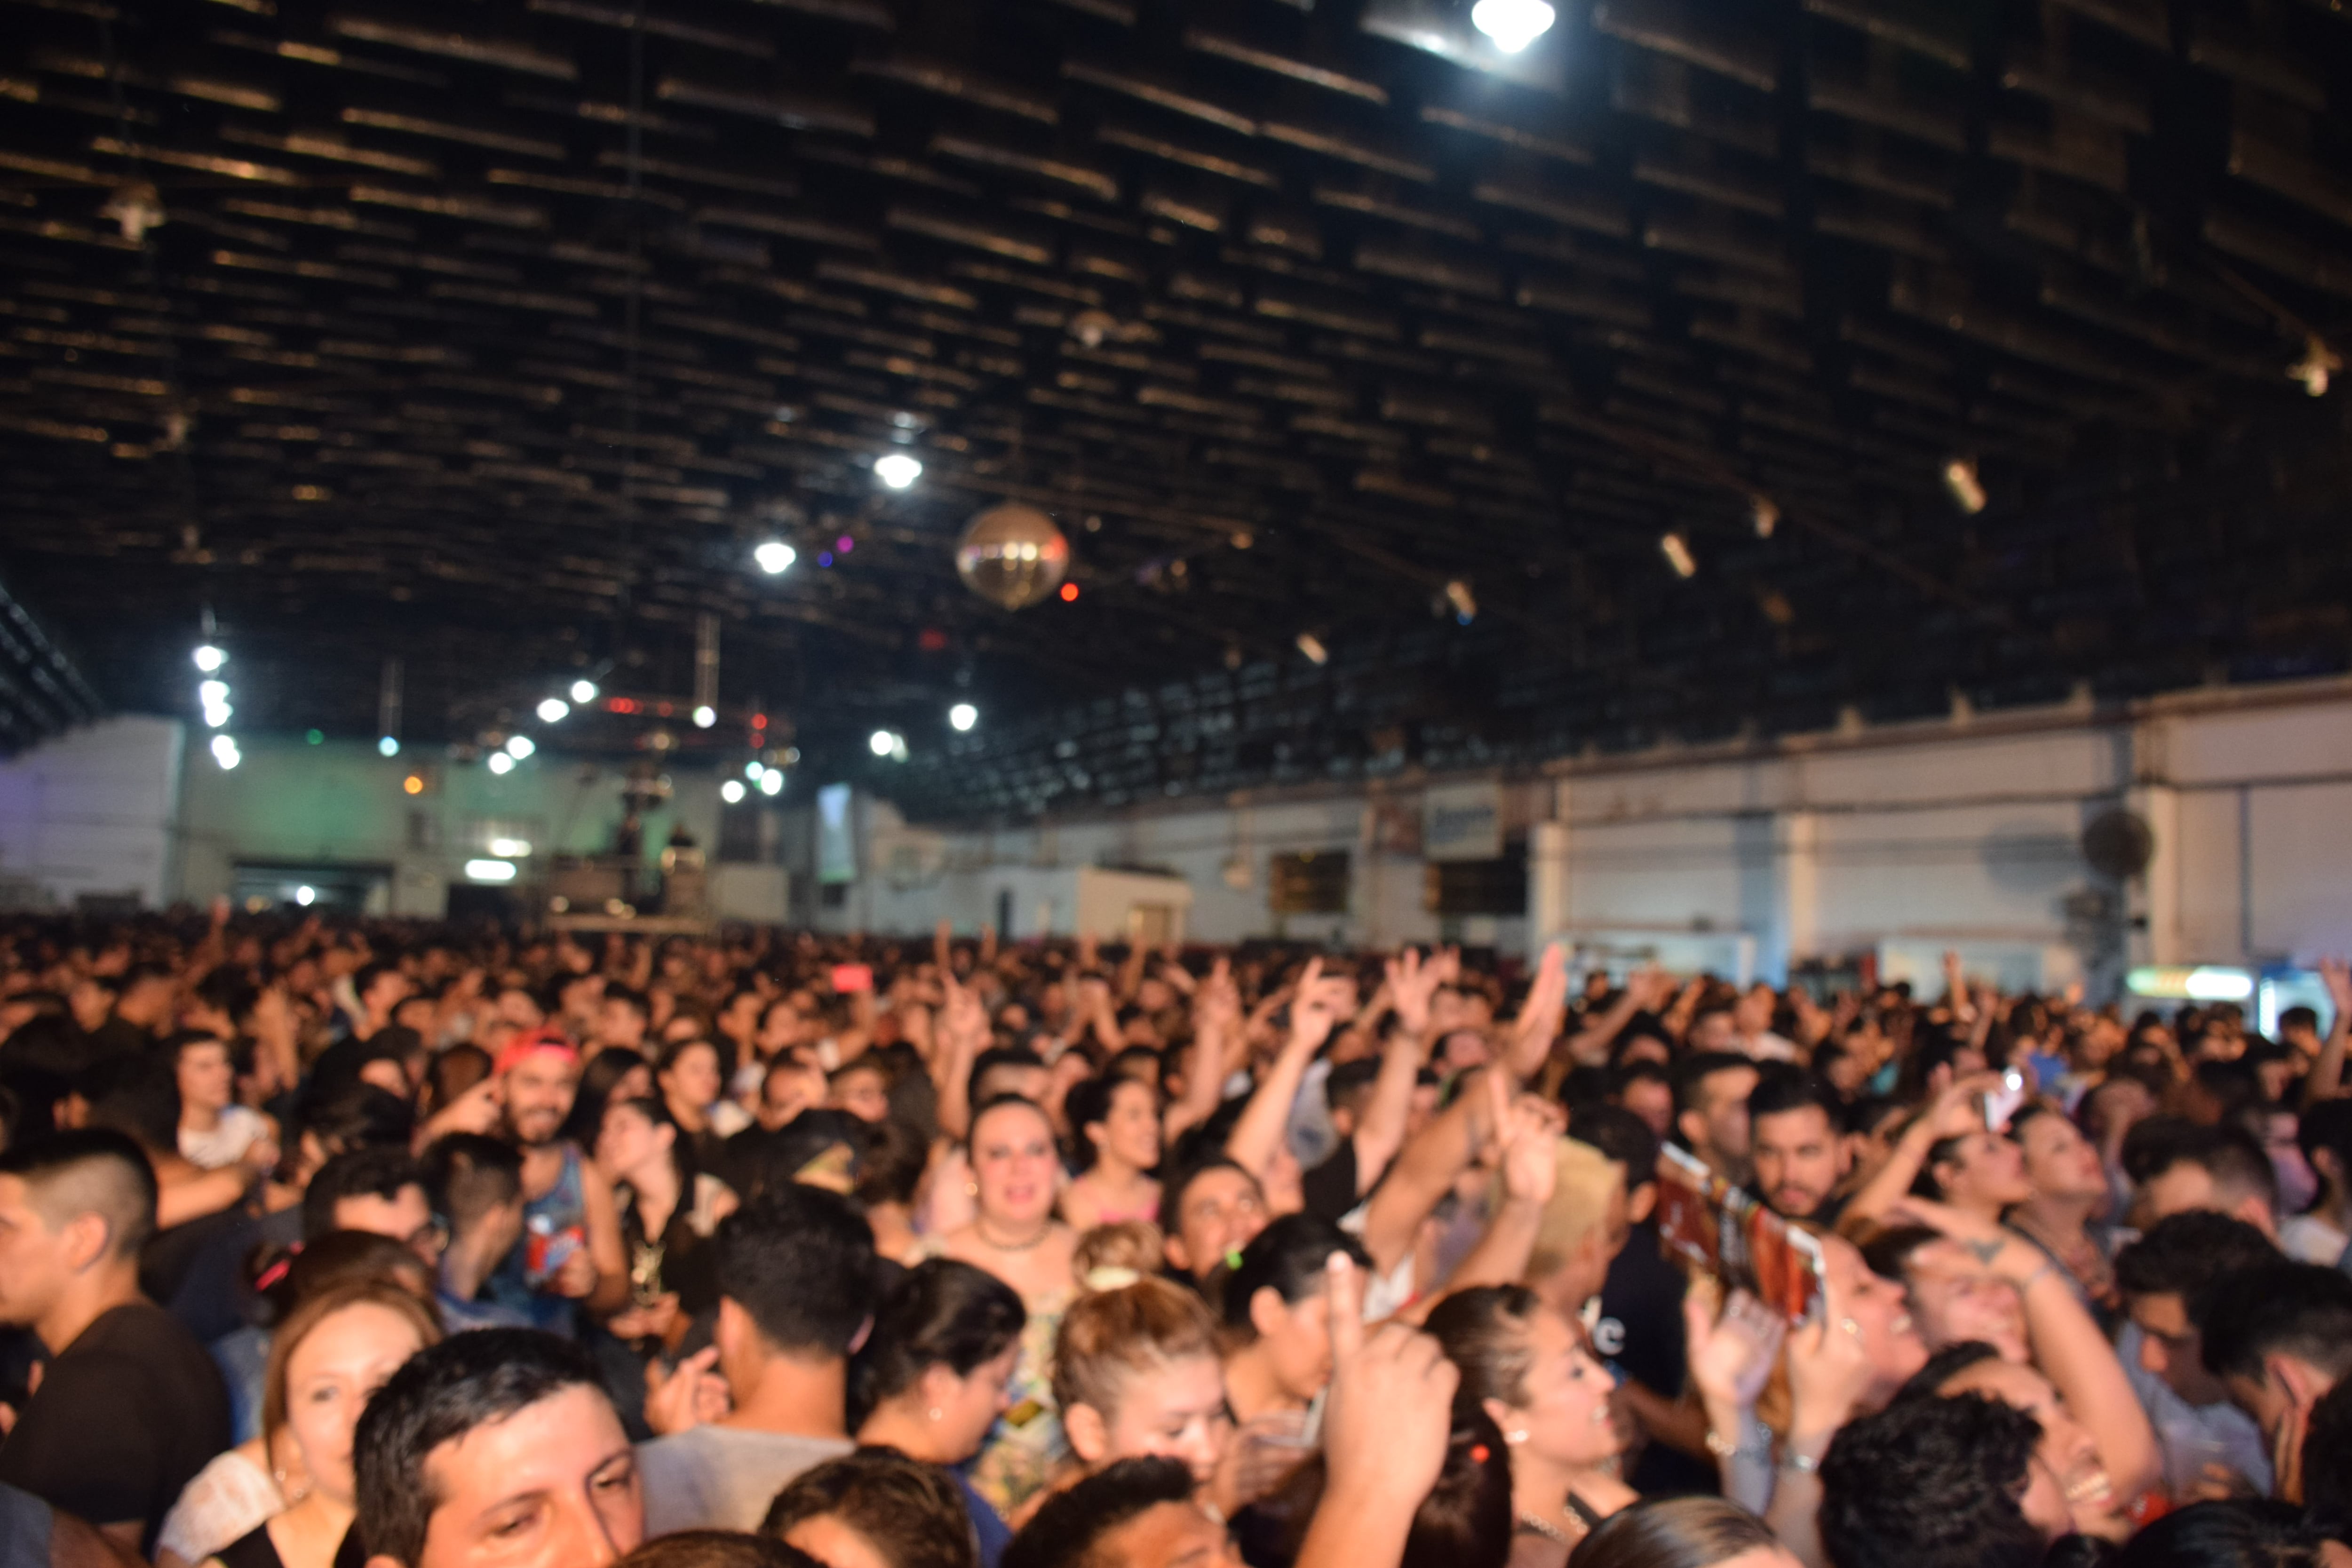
[1592, 1219, 1716, 1496]
[1299, 1140, 1361, 1224]
[0, 1301, 231, 1553]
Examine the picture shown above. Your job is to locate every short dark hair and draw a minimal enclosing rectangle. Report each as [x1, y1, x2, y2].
[1673, 1052, 1755, 1113]
[2114, 1500, 2329, 1568]
[1221, 1213, 1368, 1331]
[1322, 1058, 1383, 1115]
[2199, 1263, 2352, 1383]
[0, 1129, 157, 1258]
[1564, 1103, 1659, 1194]
[1895, 1339, 2004, 1404]
[1747, 1064, 1841, 1128]
[1569, 1497, 1786, 1568]
[967, 1047, 1046, 1109]
[297, 1083, 416, 1157]
[2114, 1211, 2280, 1317]
[304, 1146, 427, 1241]
[2301, 1380, 2352, 1529]
[618, 1532, 821, 1568]
[421, 1134, 523, 1233]
[854, 1258, 1025, 1421]
[1817, 1394, 2046, 1568]
[715, 1184, 877, 1357]
[1001, 1457, 1196, 1568]
[761, 1448, 977, 1568]
[2147, 1122, 2280, 1221]
[354, 1329, 611, 1568]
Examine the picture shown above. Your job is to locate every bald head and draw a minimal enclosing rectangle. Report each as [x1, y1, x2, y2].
[0, 1129, 158, 1259]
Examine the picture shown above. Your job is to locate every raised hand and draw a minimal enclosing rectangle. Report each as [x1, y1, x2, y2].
[1320, 1252, 1458, 1505]
[1684, 1288, 1786, 1413]
[1384, 947, 1444, 1037]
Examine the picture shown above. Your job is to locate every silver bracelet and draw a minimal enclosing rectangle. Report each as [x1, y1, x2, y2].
[1780, 1448, 1822, 1475]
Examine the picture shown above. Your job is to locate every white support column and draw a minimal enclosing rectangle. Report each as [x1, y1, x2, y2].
[2128, 782, 2182, 966]
[1780, 810, 1820, 980]
[1529, 814, 1572, 942]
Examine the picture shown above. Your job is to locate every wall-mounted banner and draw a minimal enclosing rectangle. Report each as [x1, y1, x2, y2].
[1423, 780, 1502, 862]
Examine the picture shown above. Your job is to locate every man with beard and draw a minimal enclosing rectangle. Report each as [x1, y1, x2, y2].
[1748, 1065, 1851, 1224]
[483, 1030, 628, 1333]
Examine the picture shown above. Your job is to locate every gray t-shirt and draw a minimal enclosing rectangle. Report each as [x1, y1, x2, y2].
[636, 1426, 854, 1535]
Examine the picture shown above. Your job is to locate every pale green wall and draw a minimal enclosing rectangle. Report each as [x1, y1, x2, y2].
[175, 735, 725, 915]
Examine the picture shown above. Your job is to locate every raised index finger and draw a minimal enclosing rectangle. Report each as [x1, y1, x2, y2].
[1325, 1250, 1366, 1363]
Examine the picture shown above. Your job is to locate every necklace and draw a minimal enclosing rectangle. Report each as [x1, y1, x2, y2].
[1516, 1512, 1580, 1547]
[976, 1216, 1055, 1253]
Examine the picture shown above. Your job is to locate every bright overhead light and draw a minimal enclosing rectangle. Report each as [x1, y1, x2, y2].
[192, 645, 226, 672]
[1471, 0, 1557, 53]
[1942, 456, 1987, 515]
[378, 735, 400, 758]
[210, 734, 240, 769]
[464, 859, 518, 883]
[743, 759, 764, 780]
[1660, 533, 1698, 579]
[570, 678, 598, 703]
[294, 885, 316, 907]
[1295, 632, 1329, 666]
[869, 729, 896, 757]
[874, 453, 922, 490]
[1752, 497, 1780, 539]
[487, 837, 532, 858]
[505, 734, 535, 759]
[754, 540, 796, 574]
[203, 703, 233, 728]
[720, 779, 747, 804]
[486, 751, 514, 775]
[692, 705, 716, 729]
[537, 697, 569, 723]
[949, 702, 977, 732]
[758, 766, 785, 796]
[198, 679, 229, 706]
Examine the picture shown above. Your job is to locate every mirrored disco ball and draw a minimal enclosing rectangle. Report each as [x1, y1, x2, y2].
[954, 504, 1070, 610]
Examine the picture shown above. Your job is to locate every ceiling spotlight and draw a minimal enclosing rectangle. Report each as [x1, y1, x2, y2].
[487, 751, 515, 775]
[505, 733, 535, 759]
[874, 453, 923, 490]
[745, 759, 767, 780]
[692, 705, 717, 729]
[1751, 497, 1780, 539]
[1941, 456, 1987, 515]
[1443, 580, 1476, 623]
[199, 679, 229, 706]
[537, 697, 570, 723]
[2290, 337, 2340, 398]
[1471, 0, 1557, 52]
[463, 859, 517, 883]
[759, 766, 785, 796]
[754, 540, 797, 574]
[210, 733, 240, 770]
[720, 779, 747, 804]
[294, 885, 316, 907]
[1660, 533, 1698, 579]
[1296, 632, 1329, 666]
[487, 836, 533, 858]
[869, 729, 896, 757]
[949, 702, 977, 732]
[204, 703, 234, 729]
[378, 736, 400, 758]
[193, 645, 227, 672]
[570, 678, 598, 704]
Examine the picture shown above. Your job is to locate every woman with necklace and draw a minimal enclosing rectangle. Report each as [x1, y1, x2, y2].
[202, 1282, 441, 1568]
[595, 1095, 735, 1351]
[922, 1094, 1082, 1519]
[1426, 1284, 1636, 1568]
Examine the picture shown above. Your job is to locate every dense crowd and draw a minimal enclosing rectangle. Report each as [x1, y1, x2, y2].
[0, 913, 2346, 1568]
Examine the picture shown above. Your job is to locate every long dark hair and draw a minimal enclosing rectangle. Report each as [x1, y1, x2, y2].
[604, 1093, 698, 1198]
[564, 1047, 649, 1145]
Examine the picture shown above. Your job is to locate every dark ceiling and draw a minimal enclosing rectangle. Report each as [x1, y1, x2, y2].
[3, 0, 2352, 819]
